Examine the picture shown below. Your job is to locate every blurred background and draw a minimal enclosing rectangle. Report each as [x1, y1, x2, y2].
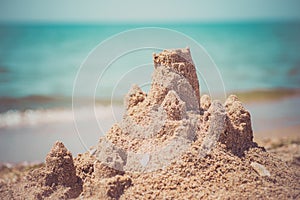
[0, 0, 299, 163]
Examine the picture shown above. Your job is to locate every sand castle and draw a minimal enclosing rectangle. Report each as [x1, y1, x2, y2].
[92, 48, 253, 174]
[1, 48, 299, 199]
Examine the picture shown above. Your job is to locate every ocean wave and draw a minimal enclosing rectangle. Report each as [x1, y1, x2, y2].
[0, 105, 122, 129]
[0, 109, 72, 128]
[0, 95, 123, 112]
[0, 95, 70, 113]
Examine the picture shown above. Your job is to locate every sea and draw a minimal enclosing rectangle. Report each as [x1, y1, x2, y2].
[0, 22, 300, 162]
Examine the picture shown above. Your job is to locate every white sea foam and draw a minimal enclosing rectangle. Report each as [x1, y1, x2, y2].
[0, 105, 123, 128]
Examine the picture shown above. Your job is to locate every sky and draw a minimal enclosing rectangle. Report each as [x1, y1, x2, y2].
[0, 0, 300, 23]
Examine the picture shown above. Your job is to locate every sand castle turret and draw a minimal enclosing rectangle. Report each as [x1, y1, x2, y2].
[153, 48, 200, 102]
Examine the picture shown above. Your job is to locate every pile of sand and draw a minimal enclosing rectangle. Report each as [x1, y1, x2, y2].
[0, 142, 82, 199]
[0, 48, 299, 199]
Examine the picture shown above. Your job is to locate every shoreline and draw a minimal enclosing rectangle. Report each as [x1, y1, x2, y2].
[0, 88, 299, 163]
[233, 88, 300, 103]
[0, 88, 300, 110]
[1, 88, 299, 112]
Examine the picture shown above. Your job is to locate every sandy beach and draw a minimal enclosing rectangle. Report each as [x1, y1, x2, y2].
[0, 48, 299, 199]
[1, 0, 300, 198]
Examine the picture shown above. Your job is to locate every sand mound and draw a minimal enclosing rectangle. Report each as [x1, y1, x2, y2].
[1, 48, 299, 199]
[0, 142, 82, 199]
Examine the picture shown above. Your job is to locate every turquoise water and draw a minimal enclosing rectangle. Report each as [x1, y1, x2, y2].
[0, 22, 300, 107]
[1, 22, 300, 162]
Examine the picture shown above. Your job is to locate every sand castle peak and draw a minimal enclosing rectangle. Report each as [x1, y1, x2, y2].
[151, 47, 200, 110]
[45, 141, 78, 187]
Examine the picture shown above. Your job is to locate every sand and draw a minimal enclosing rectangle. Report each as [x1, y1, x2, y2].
[0, 48, 299, 199]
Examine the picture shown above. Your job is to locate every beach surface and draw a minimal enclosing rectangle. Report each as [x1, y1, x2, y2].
[0, 23, 299, 198]
[0, 48, 299, 199]
[0, 89, 299, 163]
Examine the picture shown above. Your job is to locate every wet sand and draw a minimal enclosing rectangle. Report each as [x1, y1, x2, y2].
[245, 94, 300, 140]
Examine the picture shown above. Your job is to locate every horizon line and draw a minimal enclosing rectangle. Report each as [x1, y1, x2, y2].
[0, 18, 300, 26]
